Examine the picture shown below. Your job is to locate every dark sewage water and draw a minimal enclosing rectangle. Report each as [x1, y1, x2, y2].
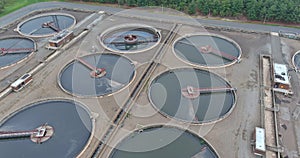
[109, 126, 218, 158]
[59, 53, 135, 97]
[0, 37, 35, 68]
[174, 35, 241, 67]
[102, 27, 160, 52]
[294, 52, 300, 70]
[18, 14, 75, 36]
[0, 100, 92, 158]
[149, 68, 236, 123]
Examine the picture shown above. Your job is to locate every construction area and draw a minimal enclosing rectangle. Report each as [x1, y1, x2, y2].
[0, 2, 300, 158]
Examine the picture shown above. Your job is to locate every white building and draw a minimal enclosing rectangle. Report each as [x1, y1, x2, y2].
[253, 127, 266, 156]
[273, 63, 293, 95]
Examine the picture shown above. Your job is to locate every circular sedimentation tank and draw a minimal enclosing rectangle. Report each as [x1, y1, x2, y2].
[109, 126, 218, 158]
[0, 100, 92, 158]
[149, 68, 236, 124]
[292, 50, 300, 71]
[59, 53, 136, 97]
[173, 33, 242, 68]
[16, 13, 76, 37]
[0, 36, 36, 69]
[99, 24, 161, 53]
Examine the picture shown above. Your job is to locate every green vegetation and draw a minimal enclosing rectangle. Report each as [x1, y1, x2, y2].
[0, 0, 299, 24]
[81, 0, 300, 23]
[0, 0, 64, 17]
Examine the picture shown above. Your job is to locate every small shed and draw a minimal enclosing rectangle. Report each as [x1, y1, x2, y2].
[47, 30, 73, 50]
[11, 73, 32, 92]
[253, 127, 266, 156]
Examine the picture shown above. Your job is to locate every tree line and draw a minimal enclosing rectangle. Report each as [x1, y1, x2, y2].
[82, 0, 300, 23]
[0, 0, 6, 12]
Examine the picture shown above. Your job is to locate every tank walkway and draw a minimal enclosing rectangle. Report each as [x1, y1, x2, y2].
[182, 86, 236, 94]
[0, 124, 54, 144]
[181, 86, 236, 99]
[0, 129, 37, 139]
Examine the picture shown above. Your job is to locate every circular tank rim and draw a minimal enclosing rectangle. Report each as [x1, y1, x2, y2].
[107, 124, 220, 158]
[292, 50, 300, 72]
[57, 52, 137, 98]
[147, 67, 237, 125]
[0, 35, 37, 70]
[0, 98, 95, 158]
[16, 12, 76, 38]
[172, 33, 242, 69]
[99, 23, 162, 54]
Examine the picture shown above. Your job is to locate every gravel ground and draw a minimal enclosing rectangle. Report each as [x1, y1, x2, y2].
[0, 3, 299, 158]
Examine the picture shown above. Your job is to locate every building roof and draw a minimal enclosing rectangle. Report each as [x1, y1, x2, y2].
[255, 127, 266, 152]
[49, 30, 73, 43]
[11, 73, 31, 87]
[273, 63, 290, 85]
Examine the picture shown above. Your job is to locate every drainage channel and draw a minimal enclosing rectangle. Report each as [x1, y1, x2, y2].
[91, 23, 181, 158]
[260, 54, 281, 157]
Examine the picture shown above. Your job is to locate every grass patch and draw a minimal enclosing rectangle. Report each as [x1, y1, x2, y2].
[0, 0, 65, 17]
